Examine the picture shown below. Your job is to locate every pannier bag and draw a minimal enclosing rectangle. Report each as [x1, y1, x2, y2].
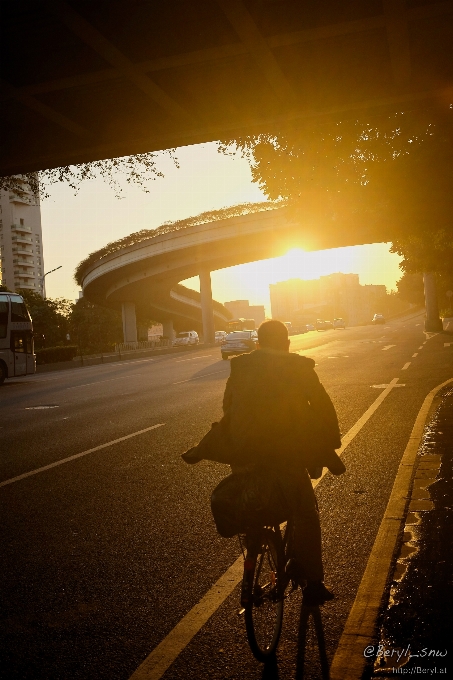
[210, 470, 289, 538]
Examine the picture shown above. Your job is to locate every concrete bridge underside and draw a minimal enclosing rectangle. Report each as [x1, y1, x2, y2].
[82, 205, 415, 344]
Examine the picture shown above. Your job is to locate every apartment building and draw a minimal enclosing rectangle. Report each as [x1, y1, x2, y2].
[224, 299, 266, 327]
[0, 178, 45, 295]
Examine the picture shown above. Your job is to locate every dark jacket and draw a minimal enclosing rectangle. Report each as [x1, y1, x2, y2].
[221, 349, 341, 468]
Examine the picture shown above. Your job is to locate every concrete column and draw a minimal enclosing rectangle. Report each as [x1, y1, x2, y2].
[199, 269, 216, 345]
[423, 272, 443, 332]
[121, 301, 137, 343]
[162, 319, 174, 342]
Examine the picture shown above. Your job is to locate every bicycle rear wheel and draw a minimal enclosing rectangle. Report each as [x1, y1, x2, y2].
[243, 528, 285, 661]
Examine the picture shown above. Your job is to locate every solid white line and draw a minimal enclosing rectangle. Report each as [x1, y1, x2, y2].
[173, 369, 227, 385]
[412, 353, 418, 357]
[402, 362, 411, 370]
[127, 379, 402, 680]
[175, 355, 212, 363]
[0, 423, 165, 488]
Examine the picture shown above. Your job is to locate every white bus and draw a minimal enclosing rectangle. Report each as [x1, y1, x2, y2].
[0, 293, 35, 384]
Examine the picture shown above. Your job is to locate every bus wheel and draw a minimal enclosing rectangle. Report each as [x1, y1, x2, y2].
[0, 362, 6, 385]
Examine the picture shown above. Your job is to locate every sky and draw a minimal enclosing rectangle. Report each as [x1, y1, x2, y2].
[40, 142, 403, 315]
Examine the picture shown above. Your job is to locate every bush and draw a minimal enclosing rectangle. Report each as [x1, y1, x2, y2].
[35, 346, 78, 365]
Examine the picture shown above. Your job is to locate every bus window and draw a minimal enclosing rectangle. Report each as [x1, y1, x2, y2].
[11, 298, 30, 322]
[13, 333, 26, 352]
[0, 295, 8, 339]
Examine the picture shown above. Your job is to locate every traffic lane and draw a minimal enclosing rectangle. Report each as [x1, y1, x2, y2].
[0, 322, 426, 482]
[154, 336, 449, 679]
[0, 358, 230, 482]
[0, 328, 444, 677]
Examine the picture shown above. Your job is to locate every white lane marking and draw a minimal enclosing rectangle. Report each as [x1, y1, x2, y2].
[175, 355, 212, 363]
[0, 423, 165, 488]
[445, 342, 452, 347]
[418, 346, 423, 349]
[128, 379, 402, 680]
[402, 362, 411, 370]
[25, 405, 59, 410]
[66, 375, 142, 390]
[372, 384, 405, 388]
[382, 345, 396, 351]
[412, 353, 418, 358]
[173, 369, 227, 385]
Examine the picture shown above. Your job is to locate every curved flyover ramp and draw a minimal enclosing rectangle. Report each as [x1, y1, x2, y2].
[79, 202, 391, 343]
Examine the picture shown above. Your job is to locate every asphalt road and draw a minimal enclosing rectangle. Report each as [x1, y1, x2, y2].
[2, 312, 452, 680]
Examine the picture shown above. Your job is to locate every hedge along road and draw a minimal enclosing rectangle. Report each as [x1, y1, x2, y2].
[2, 313, 452, 680]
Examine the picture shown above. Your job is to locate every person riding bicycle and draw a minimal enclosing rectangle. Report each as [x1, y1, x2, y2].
[183, 319, 344, 606]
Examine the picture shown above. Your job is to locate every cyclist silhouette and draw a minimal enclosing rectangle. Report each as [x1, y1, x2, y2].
[183, 319, 345, 605]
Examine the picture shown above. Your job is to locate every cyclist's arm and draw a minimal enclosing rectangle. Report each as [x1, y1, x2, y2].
[302, 367, 341, 449]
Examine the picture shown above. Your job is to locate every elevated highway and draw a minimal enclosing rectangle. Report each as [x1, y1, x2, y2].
[80, 203, 394, 343]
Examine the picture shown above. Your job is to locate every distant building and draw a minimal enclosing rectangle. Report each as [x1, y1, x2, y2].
[0, 178, 45, 295]
[224, 299, 266, 327]
[270, 273, 387, 327]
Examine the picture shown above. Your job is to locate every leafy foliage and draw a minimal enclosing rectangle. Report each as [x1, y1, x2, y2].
[74, 201, 280, 285]
[219, 105, 453, 274]
[69, 298, 124, 355]
[17, 289, 72, 349]
[0, 150, 179, 200]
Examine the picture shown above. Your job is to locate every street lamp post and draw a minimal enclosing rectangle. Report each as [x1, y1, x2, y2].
[41, 265, 62, 298]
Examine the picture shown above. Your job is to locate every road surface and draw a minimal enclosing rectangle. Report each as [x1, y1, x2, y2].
[2, 312, 452, 679]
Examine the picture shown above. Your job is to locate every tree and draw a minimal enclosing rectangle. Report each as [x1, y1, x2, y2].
[219, 104, 453, 274]
[17, 289, 72, 349]
[69, 298, 123, 355]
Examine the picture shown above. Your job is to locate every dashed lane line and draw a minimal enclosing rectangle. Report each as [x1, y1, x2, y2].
[173, 369, 227, 385]
[175, 355, 213, 363]
[402, 362, 411, 370]
[412, 353, 418, 357]
[0, 424, 165, 488]
[128, 378, 401, 680]
[382, 345, 396, 351]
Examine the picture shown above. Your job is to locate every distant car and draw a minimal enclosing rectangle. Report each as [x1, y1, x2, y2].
[315, 319, 326, 331]
[221, 330, 258, 359]
[333, 318, 346, 329]
[323, 320, 334, 330]
[305, 323, 315, 332]
[173, 330, 199, 346]
[372, 314, 385, 324]
[215, 330, 227, 344]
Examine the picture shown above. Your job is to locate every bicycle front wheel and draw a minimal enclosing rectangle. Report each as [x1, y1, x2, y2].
[243, 528, 285, 661]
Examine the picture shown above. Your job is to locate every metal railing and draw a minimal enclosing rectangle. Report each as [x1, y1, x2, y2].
[114, 338, 172, 353]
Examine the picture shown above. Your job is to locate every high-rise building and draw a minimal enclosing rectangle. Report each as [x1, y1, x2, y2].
[0, 178, 45, 295]
[224, 300, 266, 327]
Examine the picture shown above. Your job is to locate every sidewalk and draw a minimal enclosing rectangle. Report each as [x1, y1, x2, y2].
[368, 384, 453, 677]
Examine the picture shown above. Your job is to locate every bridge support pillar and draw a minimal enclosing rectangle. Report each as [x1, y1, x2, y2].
[162, 319, 174, 343]
[423, 272, 443, 332]
[121, 301, 138, 343]
[199, 269, 216, 345]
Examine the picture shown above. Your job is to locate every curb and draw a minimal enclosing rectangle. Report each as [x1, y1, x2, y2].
[330, 377, 453, 680]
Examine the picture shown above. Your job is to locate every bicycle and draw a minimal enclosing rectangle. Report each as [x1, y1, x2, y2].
[239, 517, 296, 662]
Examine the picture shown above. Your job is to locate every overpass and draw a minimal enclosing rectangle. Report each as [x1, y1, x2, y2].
[1, 1, 452, 176]
[79, 202, 397, 343]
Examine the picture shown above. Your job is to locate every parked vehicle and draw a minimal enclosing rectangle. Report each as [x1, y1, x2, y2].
[0, 292, 35, 384]
[372, 314, 385, 324]
[333, 318, 346, 329]
[173, 330, 199, 346]
[305, 323, 315, 332]
[215, 330, 227, 344]
[221, 330, 258, 359]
